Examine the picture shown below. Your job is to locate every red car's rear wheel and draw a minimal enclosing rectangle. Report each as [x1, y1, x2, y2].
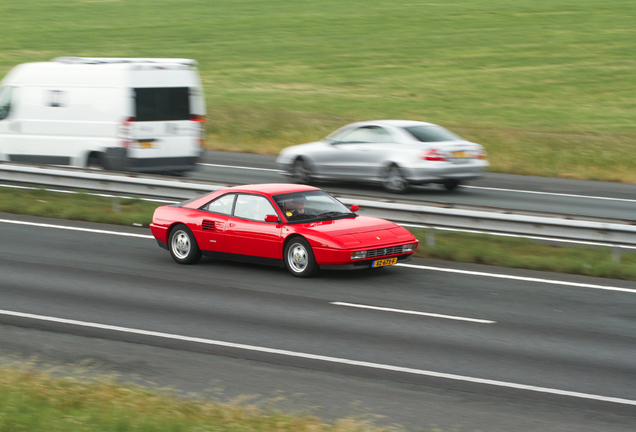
[169, 224, 202, 264]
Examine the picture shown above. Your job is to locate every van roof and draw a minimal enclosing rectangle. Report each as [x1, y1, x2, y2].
[52, 57, 197, 66]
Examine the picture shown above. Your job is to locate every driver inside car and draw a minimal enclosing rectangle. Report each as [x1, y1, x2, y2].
[283, 197, 307, 220]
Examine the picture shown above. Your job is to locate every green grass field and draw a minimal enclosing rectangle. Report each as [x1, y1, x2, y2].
[2, 0, 636, 181]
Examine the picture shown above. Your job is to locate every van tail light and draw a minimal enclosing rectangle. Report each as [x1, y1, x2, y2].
[119, 117, 134, 147]
[190, 114, 206, 147]
[420, 149, 448, 161]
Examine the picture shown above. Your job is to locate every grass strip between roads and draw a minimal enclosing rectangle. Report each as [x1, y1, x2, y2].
[0, 360, 399, 432]
[2, 186, 635, 281]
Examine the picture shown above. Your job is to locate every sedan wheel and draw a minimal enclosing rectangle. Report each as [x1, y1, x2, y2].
[169, 224, 202, 264]
[382, 165, 408, 193]
[291, 158, 312, 184]
[443, 180, 460, 191]
[284, 237, 318, 278]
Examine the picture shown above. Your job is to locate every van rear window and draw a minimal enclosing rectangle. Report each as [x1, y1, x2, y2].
[134, 87, 190, 121]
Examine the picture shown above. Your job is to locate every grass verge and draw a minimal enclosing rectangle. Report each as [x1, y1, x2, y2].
[2, 186, 635, 281]
[0, 361, 399, 432]
[1, 0, 636, 182]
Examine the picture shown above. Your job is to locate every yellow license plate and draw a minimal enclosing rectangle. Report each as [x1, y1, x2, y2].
[452, 151, 468, 158]
[372, 257, 398, 268]
[139, 141, 154, 148]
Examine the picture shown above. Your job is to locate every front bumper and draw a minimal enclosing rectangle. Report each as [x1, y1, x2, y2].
[319, 253, 413, 270]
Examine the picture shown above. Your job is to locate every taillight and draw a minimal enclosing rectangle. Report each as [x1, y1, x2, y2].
[420, 149, 448, 161]
[119, 117, 134, 147]
[476, 149, 488, 160]
[191, 115, 206, 147]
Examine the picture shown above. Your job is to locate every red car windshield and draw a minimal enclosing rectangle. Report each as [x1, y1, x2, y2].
[273, 190, 355, 223]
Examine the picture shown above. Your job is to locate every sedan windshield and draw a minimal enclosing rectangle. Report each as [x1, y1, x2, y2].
[403, 125, 462, 142]
[273, 190, 355, 223]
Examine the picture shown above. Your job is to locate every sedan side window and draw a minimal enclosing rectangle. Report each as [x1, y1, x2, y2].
[234, 194, 277, 221]
[338, 126, 394, 143]
[204, 193, 235, 215]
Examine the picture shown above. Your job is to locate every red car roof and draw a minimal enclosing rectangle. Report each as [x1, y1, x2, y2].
[223, 183, 321, 196]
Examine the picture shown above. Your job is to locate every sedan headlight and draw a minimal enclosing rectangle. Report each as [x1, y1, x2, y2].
[402, 243, 417, 252]
[350, 251, 368, 260]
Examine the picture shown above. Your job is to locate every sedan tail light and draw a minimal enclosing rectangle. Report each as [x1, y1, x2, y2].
[420, 149, 448, 161]
[475, 149, 488, 160]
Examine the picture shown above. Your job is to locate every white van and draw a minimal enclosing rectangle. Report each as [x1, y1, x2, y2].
[0, 57, 206, 173]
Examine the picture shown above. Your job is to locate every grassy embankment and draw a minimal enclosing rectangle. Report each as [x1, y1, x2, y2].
[0, 361, 397, 432]
[3, 186, 635, 281]
[1, 0, 636, 182]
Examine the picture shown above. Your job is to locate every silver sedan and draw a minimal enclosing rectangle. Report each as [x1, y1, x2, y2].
[276, 120, 489, 193]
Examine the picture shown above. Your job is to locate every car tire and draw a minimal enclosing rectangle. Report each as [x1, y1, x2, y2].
[382, 165, 408, 193]
[284, 237, 318, 278]
[291, 158, 312, 184]
[443, 180, 460, 191]
[169, 224, 202, 264]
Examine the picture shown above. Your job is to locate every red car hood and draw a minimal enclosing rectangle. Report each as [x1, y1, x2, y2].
[299, 216, 414, 248]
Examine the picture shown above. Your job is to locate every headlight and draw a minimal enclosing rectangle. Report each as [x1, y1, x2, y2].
[350, 251, 368, 260]
[402, 243, 417, 252]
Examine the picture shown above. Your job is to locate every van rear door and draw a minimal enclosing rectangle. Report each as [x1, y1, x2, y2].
[126, 85, 203, 172]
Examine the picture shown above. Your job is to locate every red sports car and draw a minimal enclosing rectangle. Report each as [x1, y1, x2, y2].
[150, 183, 418, 277]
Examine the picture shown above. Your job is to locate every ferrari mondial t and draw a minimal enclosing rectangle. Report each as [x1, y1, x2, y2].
[150, 184, 418, 277]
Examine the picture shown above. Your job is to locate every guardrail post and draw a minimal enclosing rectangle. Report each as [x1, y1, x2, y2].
[112, 196, 121, 213]
[427, 227, 436, 248]
[612, 247, 621, 263]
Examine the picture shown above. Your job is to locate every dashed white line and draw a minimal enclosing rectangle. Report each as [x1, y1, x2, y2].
[1, 308, 634, 407]
[331, 302, 495, 324]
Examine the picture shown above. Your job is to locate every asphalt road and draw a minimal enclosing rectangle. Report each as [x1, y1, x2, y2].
[1, 213, 635, 431]
[188, 151, 636, 222]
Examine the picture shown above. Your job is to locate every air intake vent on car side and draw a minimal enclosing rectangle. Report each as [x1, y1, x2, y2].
[202, 220, 216, 231]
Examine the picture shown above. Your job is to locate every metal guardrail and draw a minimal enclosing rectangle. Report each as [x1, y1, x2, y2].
[2, 161, 636, 248]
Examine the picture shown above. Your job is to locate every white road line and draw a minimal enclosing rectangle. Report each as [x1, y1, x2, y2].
[331, 302, 495, 324]
[399, 223, 636, 250]
[1, 308, 634, 407]
[3, 218, 636, 293]
[0, 219, 154, 239]
[464, 185, 636, 203]
[0, 183, 177, 204]
[197, 164, 634, 203]
[198, 163, 280, 172]
[397, 263, 636, 294]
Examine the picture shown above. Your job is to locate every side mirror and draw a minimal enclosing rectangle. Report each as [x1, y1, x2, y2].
[350, 204, 359, 212]
[265, 214, 279, 223]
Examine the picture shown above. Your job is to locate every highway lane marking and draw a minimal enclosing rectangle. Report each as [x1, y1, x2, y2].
[197, 164, 636, 203]
[1, 308, 635, 407]
[3, 218, 636, 294]
[331, 302, 495, 324]
[463, 185, 636, 203]
[198, 163, 280, 172]
[398, 263, 636, 294]
[0, 219, 154, 239]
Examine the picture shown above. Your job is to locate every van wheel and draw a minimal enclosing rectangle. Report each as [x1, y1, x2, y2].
[86, 152, 104, 170]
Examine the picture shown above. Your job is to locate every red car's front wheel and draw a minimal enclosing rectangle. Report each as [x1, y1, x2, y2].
[284, 237, 318, 278]
[169, 224, 202, 265]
